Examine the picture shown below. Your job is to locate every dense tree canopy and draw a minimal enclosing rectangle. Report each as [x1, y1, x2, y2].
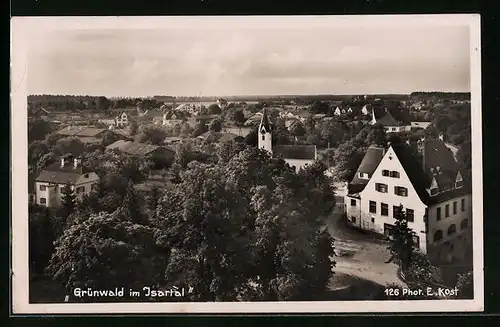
[137, 126, 167, 145]
[28, 120, 54, 142]
[47, 210, 169, 300]
[150, 148, 335, 301]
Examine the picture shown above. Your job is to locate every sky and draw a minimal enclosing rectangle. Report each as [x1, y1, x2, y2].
[26, 17, 472, 97]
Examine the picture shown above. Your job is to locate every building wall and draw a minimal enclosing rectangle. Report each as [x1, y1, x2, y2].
[284, 158, 313, 172]
[426, 193, 473, 264]
[258, 131, 272, 153]
[35, 174, 100, 208]
[384, 125, 408, 133]
[357, 146, 428, 252]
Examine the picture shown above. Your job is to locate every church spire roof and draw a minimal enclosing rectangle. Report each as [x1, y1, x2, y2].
[259, 108, 272, 133]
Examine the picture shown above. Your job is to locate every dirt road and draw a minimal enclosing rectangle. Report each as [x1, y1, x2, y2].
[326, 206, 405, 288]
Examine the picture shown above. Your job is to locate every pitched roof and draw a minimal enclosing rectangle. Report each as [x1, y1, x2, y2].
[375, 112, 400, 126]
[259, 109, 272, 132]
[36, 162, 91, 184]
[106, 140, 173, 156]
[349, 145, 386, 187]
[56, 127, 106, 137]
[392, 139, 468, 205]
[274, 145, 316, 160]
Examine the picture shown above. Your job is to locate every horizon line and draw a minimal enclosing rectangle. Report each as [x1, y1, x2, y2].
[27, 90, 472, 99]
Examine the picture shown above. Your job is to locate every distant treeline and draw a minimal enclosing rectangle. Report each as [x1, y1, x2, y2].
[410, 92, 471, 100]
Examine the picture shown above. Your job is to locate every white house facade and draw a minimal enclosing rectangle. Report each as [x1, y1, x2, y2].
[35, 156, 100, 208]
[345, 138, 472, 264]
[115, 112, 129, 128]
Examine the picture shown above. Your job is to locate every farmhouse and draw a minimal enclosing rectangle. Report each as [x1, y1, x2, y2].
[35, 155, 100, 208]
[344, 137, 472, 264]
[258, 109, 317, 172]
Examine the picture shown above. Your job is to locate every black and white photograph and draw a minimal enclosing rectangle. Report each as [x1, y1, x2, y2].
[11, 15, 483, 313]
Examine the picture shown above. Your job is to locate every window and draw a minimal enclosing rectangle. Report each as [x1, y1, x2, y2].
[350, 199, 357, 207]
[436, 207, 441, 221]
[434, 230, 443, 242]
[455, 181, 463, 188]
[407, 209, 415, 222]
[40, 198, 46, 204]
[375, 183, 388, 193]
[84, 174, 89, 178]
[350, 217, 356, 223]
[393, 205, 401, 218]
[384, 223, 394, 237]
[91, 183, 98, 191]
[39, 185, 46, 191]
[391, 128, 396, 131]
[453, 201, 457, 215]
[382, 170, 389, 176]
[461, 198, 465, 212]
[76, 186, 85, 194]
[394, 186, 408, 197]
[430, 188, 439, 196]
[381, 203, 389, 216]
[369, 201, 377, 214]
[390, 171, 400, 178]
[460, 219, 469, 230]
[261, 135, 265, 141]
[412, 235, 420, 247]
[371, 217, 375, 223]
[448, 224, 457, 236]
[445, 204, 450, 218]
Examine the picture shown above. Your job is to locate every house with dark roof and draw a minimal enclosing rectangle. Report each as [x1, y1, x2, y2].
[35, 154, 100, 208]
[344, 137, 472, 265]
[369, 107, 412, 133]
[105, 140, 175, 168]
[56, 126, 107, 144]
[258, 109, 317, 172]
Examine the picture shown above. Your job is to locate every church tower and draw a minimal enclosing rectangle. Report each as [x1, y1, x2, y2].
[258, 108, 273, 154]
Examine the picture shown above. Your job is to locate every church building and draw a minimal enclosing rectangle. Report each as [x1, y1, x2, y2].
[258, 109, 317, 172]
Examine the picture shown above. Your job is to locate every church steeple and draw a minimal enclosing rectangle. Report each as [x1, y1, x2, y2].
[258, 108, 273, 154]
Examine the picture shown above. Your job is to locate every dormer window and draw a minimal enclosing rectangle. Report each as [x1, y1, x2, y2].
[358, 172, 370, 179]
[455, 171, 464, 188]
[430, 188, 439, 196]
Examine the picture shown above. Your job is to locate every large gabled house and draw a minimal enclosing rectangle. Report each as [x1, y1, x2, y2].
[35, 155, 100, 208]
[345, 137, 472, 265]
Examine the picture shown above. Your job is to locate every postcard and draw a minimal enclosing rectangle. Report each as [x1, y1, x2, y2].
[11, 14, 483, 314]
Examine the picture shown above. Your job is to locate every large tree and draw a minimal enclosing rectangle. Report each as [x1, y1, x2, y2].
[137, 126, 167, 145]
[325, 139, 366, 183]
[209, 118, 222, 132]
[28, 119, 53, 142]
[46, 210, 169, 301]
[151, 148, 335, 301]
[29, 204, 55, 275]
[53, 137, 86, 156]
[59, 183, 77, 220]
[208, 104, 222, 115]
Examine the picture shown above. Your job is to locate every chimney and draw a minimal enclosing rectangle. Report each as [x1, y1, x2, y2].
[417, 137, 426, 171]
[60, 157, 66, 168]
[74, 157, 82, 168]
